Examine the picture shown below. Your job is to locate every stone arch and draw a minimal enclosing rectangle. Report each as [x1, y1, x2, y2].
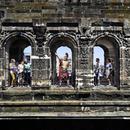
[47, 33, 78, 48]
[2, 32, 35, 86]
[47, 33, 78, 87]
[2, 32, 36, 48]
[91, 33, 123, 47]
[3, 32, 36, 62]
[91, 33, 121, 88]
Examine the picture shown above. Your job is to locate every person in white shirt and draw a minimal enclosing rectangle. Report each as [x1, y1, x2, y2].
[24, 60, 31, 87]
[105, 58, 113, 85]
[18, 61, 24, 86]
[94, 58, 101, 86]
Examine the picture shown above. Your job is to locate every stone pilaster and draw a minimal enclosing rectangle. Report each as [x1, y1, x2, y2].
[32, 24, 50, 87]
[124, 47, 130, 87]
[77, 37, 91, 88]
[0, 47, 5, 88]
[120, 46, 128, 88]
[87, 46, 94, 87]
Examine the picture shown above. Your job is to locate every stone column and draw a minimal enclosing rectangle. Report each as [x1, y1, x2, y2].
[124, 47, 130, 88]
[77, 37, 91, 88]
[120, 46, 128, 89]
[4, 47, 9, 87]
[87, 45, 94, 87]
[32, 24, 50, 88]
[0, 47, 6, 89]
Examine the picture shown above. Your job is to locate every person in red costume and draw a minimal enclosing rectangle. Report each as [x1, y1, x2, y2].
[56, 53, 70, 85]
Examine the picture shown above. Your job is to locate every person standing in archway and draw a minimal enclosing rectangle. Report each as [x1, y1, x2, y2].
[9, 59, 18, 87]
[105, 58, 113, 86]
[56, 53, 70, 86]
[110, 58, 115, 86]
[94, 58, 101, 86]
[24, 60, 31, 87]
[18, 61, 24, 86]
[62, 53, 70, 85]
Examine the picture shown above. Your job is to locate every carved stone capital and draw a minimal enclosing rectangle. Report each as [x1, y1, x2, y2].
[33, 25, 46, 46]
[36, 46, 45, 57]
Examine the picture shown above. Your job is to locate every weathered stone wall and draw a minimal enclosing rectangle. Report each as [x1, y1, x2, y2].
[0, 0, 130, 88]
[1, 0, 130, 22]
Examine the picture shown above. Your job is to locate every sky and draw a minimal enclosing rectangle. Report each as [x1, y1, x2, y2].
[56, 46, 72, 59]
[93, 46, 104, 65]
[24, 46, 31, 55]
[56, 46, 104, 65]
[24, 46, 104, 65]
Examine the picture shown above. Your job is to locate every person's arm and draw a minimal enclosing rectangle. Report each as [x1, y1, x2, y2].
[67, 62, 70, 67]
[55, 53, 63, 66]
[55, 53, 60, 60]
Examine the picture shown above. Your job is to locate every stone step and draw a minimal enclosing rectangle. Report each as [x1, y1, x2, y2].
[1, 111, 130, 119]
[0, 100, 130, 118]
[0, 87, 130, 101]
[1, 100, 130, 106]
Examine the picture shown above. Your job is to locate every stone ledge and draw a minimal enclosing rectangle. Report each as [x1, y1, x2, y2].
[0, 100, 130, 106]
[0, 100, 129, 116]
[1, 87, 130, 101]
[0, 111, 130, 119]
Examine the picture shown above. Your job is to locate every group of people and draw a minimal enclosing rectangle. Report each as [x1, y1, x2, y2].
[9, 59, 31, 87]
[94, 58, 114, 86]
[9, 54, 114, 87]
[55, 53, 115, 87]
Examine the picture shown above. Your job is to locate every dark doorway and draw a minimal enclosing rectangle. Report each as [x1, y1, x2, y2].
[49, 40, 77, 87]
[5, 35, 32, 87]
[9, 38, 31, 62]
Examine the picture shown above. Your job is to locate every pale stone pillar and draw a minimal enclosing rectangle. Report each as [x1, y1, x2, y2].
[120, 46, 128, 88]
[31, 46, 50, 87]
[4, 47, 9, 87]
[87, 46, 94, 87]
[77, 37, 93, 88]
[0, 47, 5, 88]
[124, 47, 130, 87]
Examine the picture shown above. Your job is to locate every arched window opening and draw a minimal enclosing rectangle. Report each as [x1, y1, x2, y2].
[93, 37, 120, 88]
[8, 37, 32, 87]
[93, 46, 105, 86]
[54, 46, 72, 86]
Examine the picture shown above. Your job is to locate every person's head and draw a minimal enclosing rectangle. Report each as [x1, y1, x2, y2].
[111, 58, 114, 63]
[107, 58, 111, 63]
[65, 53, 69, 58]
[96, 58, 100, 63]
[20, 61, 24, 64]
[11, 59, 15, 63]
[24, 61, 27, 64]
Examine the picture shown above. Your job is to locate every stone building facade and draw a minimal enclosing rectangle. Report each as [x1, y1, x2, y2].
[0, 0, 130, 89]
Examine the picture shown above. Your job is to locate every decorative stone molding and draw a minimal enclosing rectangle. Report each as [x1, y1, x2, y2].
[33, 24, 47, 57]
[91, 32, 123, 47]
[46, 32, 78, 48]
[0, 31, 36, 47]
